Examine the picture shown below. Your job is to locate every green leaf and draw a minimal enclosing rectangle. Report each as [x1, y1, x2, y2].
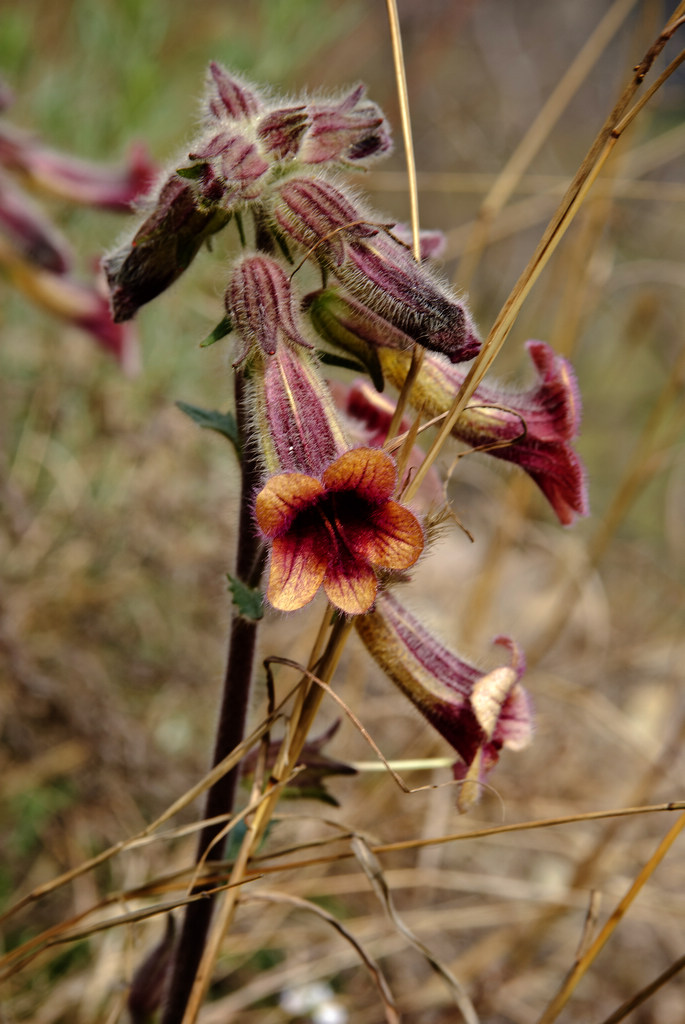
[200, 314, 232, 348]
[176, 401, 240, 456]
[227, 574, 264, 620]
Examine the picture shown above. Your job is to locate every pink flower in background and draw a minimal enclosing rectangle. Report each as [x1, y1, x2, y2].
[0, 123, 156, 210]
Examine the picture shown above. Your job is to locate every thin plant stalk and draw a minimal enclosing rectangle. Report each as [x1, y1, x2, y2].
[456, 0, 640, 288]
[181, 614, 354, 1024]
[160, 371, 265, 1024]
[535, 810, 685, 1024]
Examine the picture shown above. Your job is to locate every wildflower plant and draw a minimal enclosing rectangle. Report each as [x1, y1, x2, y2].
[6, 5, 684, 1019]
[101, 59, 590, 1021]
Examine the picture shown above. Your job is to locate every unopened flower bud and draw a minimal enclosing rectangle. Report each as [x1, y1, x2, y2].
[186, 133, 269, 204]
[204, 61, 264, 123]
[226, 254, 347, 475]
[104, 174, 230, 321]
[257, 106, 310, 159]
[273, 176, 480, 363]
[300, 84, 392, 166]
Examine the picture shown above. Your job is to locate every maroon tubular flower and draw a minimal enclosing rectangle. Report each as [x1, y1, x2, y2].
[273, 177, 480, 363]
[204, 61, 264, 123]
[300, 84, 392, 166]
[0, 123, 157, 210]
[355, 591, 533, 810]
[0, 169, 72, 273]
[104, 174, 230, 322]
[379, 341, 589, 525]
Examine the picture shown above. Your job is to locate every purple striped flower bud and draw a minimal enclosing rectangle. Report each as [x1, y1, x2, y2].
[300, 84, 392, 166]
[104, 174, 231, 322]
[258, 106, 310, 160]
[273, 176, 480, 363]
[355, 591, 532, 810]
[379, 341, 589, 525]
[186, 132, 270, 204]
[204, 61, 264, 123]
[225, 254, 346, 476]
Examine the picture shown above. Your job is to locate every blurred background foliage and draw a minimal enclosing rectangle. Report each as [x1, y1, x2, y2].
[2, 1, 685, 1022]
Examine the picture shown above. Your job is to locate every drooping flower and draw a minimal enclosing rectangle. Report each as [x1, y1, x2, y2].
[355, 590, 533, 810]
[379, 341, 589, 525]
[271, 176, 480, 363]
[255, 448, 424, 615]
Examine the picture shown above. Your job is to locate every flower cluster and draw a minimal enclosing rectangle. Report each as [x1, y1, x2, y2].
[105, 64, 590, 802]
[0, 92, 156, 369]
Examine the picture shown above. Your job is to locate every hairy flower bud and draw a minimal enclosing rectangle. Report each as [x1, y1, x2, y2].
[226, 254, 347, 475]
[104, 174, 231, 321]
[257, 106, 310, 159]
[204, 61, 264, 123]
[273, 177, 480, 363]
[356, 591, 532, 809]
[300, 84, 392, 166]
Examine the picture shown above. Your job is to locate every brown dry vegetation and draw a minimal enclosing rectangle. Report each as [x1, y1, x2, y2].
[2, 2, 685, 1022]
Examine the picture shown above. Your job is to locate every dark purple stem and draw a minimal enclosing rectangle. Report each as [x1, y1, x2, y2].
[161, 372, 264, 1023]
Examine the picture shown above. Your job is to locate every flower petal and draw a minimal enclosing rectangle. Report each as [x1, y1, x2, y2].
[357, 500, 424, 569]
[324, 556, 378, 615]
[267, 534, 327, 611]
[255, 473, 325, 537]
[322, 447, 396, 501]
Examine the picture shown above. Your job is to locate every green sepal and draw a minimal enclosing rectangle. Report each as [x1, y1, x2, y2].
[317, 351, 369, 375]
[176, 401, 240, 457]
[200, 315, 233, 348]
[227, 574, 264, 621]
[176, 163, 205, 181]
